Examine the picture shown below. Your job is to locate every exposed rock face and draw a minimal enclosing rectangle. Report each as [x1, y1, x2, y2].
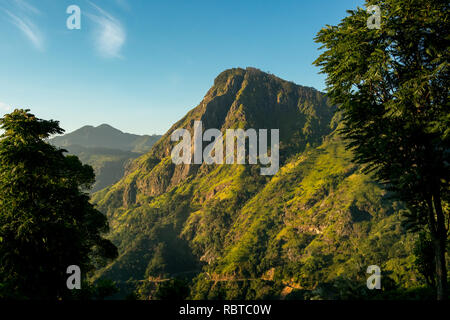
[105, 67, 334, 206]
[123, 180, 137, 207]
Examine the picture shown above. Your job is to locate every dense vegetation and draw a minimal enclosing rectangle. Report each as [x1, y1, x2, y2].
[59, 145, 142, 192]
[314, 0, 449, 299]
[92, 68, 443, 299]
[0, 110, 118, 299]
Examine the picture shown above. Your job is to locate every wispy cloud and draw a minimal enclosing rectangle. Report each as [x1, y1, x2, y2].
[13, 0, 41, 15]
[88, 2, 126, 59]
[5, 10, 43, 51]
[2, 0, 43, 51]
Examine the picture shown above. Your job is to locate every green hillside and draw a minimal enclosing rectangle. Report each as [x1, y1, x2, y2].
[92, 68, 423, 299]
[62, 145, 141, 192]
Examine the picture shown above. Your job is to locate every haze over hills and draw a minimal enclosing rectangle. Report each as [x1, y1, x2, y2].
[50, 123, 161, 153]
[49, 124, 162, 192]
[92, 68, 419, 299]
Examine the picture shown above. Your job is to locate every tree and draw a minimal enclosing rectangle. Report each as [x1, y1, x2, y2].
[154, 278, 190, 300]
[414, 232, 437, 288]
[0, 109, 117, 299]
[314, 0, 449, 299]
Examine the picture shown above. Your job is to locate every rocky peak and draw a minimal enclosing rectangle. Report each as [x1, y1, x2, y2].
[115, 68, 336, 206]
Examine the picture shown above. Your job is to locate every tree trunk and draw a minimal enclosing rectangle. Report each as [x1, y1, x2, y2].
[432, 189, 448, 300]
[434, 237, 447, 300]
[425, 187, 448, 300]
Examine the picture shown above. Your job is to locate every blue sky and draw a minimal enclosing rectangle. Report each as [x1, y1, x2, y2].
[0, 0, 364, 135]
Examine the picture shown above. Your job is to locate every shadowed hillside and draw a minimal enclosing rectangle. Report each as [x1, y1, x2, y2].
[49, 125, 162, 192]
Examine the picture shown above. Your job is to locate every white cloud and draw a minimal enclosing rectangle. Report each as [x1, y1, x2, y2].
[2, 1, 44, 51]
[0, 102, 12, 112]
[88, 3, 126, 59]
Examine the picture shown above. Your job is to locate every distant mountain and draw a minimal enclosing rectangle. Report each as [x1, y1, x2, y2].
[50, 124, 161, 153]
[49, 125, 162, 192]
[92, 68, 418, 299]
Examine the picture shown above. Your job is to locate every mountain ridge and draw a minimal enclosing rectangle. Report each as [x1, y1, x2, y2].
[50, 123, 162, 153]
[49, 124, 162, 192]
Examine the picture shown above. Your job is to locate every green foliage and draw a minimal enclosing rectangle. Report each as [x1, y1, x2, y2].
[62, 145, 143, 192]
[314, 0, 449, 299]
[0, 109, 118, 299]
[71, 278, 119, 300]
[154, 278, 190, 300]
[414, 232, 437, 287]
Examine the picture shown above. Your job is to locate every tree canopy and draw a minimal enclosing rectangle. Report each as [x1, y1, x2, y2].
[314, 0, 449, 299]
[0, 109, 117, 299]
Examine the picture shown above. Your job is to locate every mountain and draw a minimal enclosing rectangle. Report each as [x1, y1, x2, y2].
[49, 125, 162, 192]
[92, 68, 420, 299]
[50, 124, 161, 153]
